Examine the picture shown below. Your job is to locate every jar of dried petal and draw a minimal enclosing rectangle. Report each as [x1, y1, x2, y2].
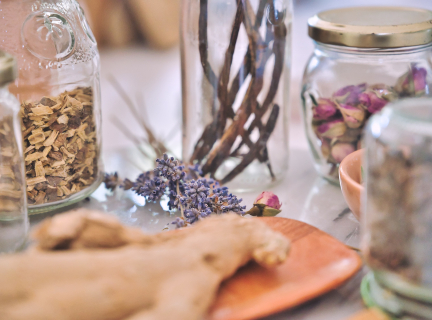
[302, 7, 432, 184]
[0, 0, 102, 213]
[362, 98, 432, 318]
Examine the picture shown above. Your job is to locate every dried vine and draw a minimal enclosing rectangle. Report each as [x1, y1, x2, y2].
[191, 0, 287, 183]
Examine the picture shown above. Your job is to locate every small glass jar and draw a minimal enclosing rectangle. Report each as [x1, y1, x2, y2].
[362, 98, 432, 319]
[0, 51, 28, 253]
[181, 0, 292, 191]
[302, 7, 432, 184]
[0, 0, 102, 214]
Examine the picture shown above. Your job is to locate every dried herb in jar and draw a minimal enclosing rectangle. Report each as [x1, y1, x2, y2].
[20, 87, 98, 205]
[0, 116, 26, 213]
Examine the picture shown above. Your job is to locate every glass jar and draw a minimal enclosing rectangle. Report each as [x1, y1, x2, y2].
[362, 98, 432, 319]
[0, 0, 102, 214]
[0, 51, 28, 253]
[181, 0, 292, 191]
[302, 7, 432, 184]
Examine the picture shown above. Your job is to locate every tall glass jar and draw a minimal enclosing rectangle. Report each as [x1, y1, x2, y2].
[302, 7, 432, 184]
[181, 0, 292, 191]
[0, 0, 102, 214]
[362, 98, 432, 319]
[0, 51, 28, 253]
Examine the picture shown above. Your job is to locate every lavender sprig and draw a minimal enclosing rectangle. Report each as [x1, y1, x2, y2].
[105, 154, 247, 228]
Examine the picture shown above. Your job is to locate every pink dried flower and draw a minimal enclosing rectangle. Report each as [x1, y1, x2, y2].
[331, 143, 355, 163]
[359, 91, 388, 114]
[317, 119, 347, 138]
[246, 191, 282, 217]
[396, 65, 428, 96]
[338, 103, 366, 128]
[255, 191, 282, 210]
[313, 98, 338, 120]
[333, 83, 367, 105]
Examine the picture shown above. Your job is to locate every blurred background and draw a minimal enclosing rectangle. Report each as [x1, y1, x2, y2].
[78, 0, 432, 156]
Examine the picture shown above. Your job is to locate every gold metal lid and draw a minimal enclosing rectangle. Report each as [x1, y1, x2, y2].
[308, 7, 432, 48]
[0, 51, 17, 87]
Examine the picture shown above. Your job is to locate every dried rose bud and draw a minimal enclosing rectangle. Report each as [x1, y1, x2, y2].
[331, 143, 355, 163]
[338, 104, 365, 129]
[313, 98, 338, 120]
[333, 83, 366, 105]
[246, 191, 282, 217]
[359, 91, 388, 114]
[321, 139, 331, 159]
[317, 119, 347, 138]
[396, 65, 428, 96]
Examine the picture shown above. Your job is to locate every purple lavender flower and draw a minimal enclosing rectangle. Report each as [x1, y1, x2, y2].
[136, 177, 166, 201]
[317, 119, 347, 138]
[172, 217, 186, 229]
[333, 83, 366, 105]
[104, 172, 119, 191]
[313, 98, 338, 120]
[184, 208, 212, 224]
[183, 179, 211, 206]
[155, 154, 186, 182]
[132, 171, 152, 193]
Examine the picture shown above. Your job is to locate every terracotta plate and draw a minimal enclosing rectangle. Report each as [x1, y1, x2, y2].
[208, 217, 363, 320]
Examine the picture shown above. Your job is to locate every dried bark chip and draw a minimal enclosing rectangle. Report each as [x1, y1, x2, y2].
[46, 113, 59, 127]
[34, 161, 45, 177]
[39, 97, 57, 107]
[25, 152, 43, 162]
[31, 105, 54, 116]
[46, 176, 63, 187]
[49, 122, 67, 133]
[48, 151, 63, 161]
[68, 116, 81, 129]
[43, 130, 59, 147]
[28, 132, 46, 145]
[27, 176, 47, 186]
[57, 115, 69, 124]
[34, 191, 46, 204]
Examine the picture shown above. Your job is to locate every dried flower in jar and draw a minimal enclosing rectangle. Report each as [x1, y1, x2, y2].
[311, 63, 428, 177]
[20, 87, 98, 205]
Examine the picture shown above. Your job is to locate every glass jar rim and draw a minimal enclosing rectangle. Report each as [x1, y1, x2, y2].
[309, 7, 432, 48]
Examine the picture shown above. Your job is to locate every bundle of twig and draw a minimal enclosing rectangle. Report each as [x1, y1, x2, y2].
[190, 0, 287, 184]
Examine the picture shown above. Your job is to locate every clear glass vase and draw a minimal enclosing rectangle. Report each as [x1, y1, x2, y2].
[181, 0, 292, 192]
[0, 52, 28, 253]
[0, 0, 103, 214]
[362, 98, 432, 319]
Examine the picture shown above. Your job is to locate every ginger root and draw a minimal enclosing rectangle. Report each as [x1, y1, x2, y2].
[0, 210, 290, 320]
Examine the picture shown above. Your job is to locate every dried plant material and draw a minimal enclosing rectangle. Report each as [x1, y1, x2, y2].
[0, 210, 290, 320]
[365, 143, 432, 284]
[0, 116, 26, 214]
[20, 87, 98, 205]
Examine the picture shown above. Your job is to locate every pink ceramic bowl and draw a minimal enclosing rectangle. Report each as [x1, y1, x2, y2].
[339, 149, 364, 220]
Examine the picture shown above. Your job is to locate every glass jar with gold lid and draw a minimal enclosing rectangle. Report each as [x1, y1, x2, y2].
[302, 7, 432, 184]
